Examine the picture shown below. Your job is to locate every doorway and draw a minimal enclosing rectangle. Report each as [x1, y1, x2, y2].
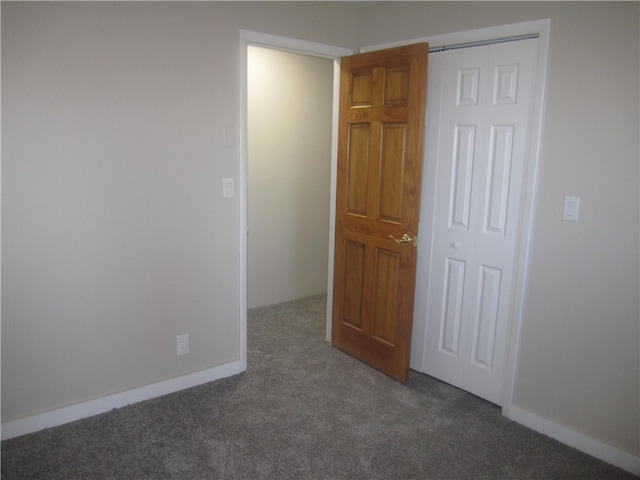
[239, 31, 353, 369]
[247, 46, 333, 309]
[412, 37, 539, 405]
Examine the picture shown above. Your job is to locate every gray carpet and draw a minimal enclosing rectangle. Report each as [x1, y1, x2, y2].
[2, 295, 637, 479]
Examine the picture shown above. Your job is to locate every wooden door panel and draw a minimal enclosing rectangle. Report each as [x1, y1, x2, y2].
[342, 239, 366, 329]
[350, 70, 374, 107]
[378, 123, 407, 223]
[345, 124, 371, 216]
[334, 231, 420, 381]
[333, 43, 428, 383]
[372, 247, 401, 345]
[383, 66, 410, 105]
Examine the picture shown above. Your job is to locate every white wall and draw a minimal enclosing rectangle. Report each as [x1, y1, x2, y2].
[247, 47, 333, 309]
[358, 1, 639, 459]
[1, 1, 357, 424]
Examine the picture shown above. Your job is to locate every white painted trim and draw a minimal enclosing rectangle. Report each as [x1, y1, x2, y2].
[325, 59, 342, 342]
[238, 30, 352, 351]
[239, 32, 249, 372]
[240, 30, 352, 59]
[501, 18, 551, 415]
[1, 360, 242, 441]
[507, 406, 640, 476]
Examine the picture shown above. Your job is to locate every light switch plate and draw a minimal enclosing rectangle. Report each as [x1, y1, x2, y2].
[563, 195, 580, 222]
[223, 178, 234, 199]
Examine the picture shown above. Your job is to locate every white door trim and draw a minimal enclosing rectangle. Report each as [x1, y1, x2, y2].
[360, 19, 550, 414]
[239, 30, 353, 370]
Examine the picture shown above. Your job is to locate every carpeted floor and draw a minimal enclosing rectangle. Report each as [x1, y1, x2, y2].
[2, 295, 637, 479]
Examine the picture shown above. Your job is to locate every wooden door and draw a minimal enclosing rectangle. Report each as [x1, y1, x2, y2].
[331, 44, 428, 383]
[416, 39, 538, 404]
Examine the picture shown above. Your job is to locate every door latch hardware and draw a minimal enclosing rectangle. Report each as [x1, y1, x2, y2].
[389, 233, 417, 247]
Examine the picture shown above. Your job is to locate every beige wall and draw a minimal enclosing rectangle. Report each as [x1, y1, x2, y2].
[247, 47, 333, 309]
[2, 0, 638, 463]
[1, 1, 357, 422]
[358, 1, 639, 457]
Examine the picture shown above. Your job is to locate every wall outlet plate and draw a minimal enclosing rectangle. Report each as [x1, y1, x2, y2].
[176, 334, 189, 356]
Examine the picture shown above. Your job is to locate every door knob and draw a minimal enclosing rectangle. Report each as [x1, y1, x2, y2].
[389, 233, 417, 247]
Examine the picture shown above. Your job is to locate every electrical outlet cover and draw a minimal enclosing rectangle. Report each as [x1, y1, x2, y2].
[176, 334, 189, 356]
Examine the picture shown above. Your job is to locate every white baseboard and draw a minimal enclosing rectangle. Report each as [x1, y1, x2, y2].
[506, 405, 640, 476]
[1, 360, 243, 441]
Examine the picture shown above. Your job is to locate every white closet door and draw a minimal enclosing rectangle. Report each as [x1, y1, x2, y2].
[414, 39, 537, 405]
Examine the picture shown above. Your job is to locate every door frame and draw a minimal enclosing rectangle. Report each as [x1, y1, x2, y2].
[360, 19, 551, 412]
[239, 30, 352, 370]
